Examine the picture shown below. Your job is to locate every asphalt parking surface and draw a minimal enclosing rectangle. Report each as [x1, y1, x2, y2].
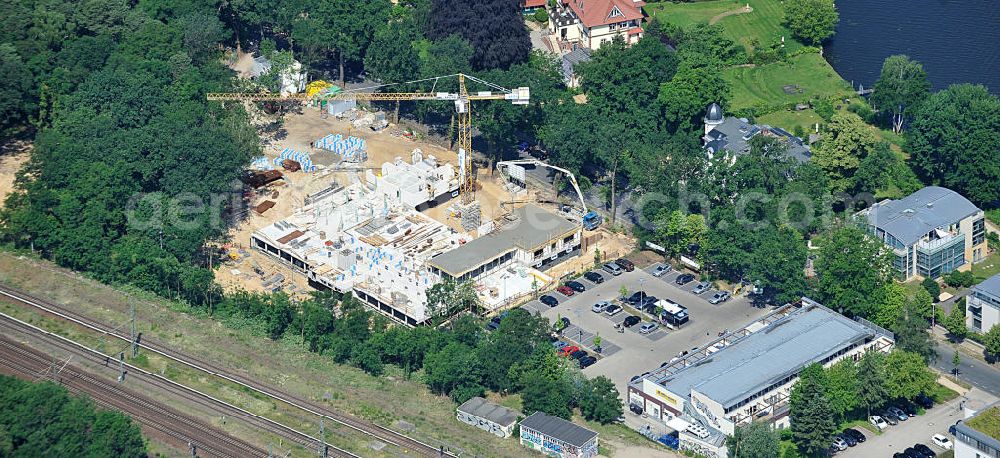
[836, 388, 998, 458]
[522, 263, 771, 404]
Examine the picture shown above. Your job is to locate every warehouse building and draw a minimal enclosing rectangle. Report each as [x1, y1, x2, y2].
[519, 412, 598, 458]
[456, 397, 519, 438]
[627, 298, 894, 456]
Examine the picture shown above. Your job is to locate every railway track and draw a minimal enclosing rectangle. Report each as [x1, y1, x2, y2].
[0, 311, 358, 458]
[0, 283, 451, 457]
[0, 335, 266, 458]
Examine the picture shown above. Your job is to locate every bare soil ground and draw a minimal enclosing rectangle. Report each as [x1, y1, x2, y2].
[0, 252, 530, 457]
[214, 108, 524, 295]
[0, 141, 31, 207]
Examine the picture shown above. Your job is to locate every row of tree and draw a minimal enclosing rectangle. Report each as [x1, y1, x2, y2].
[0, 374, 146, 456]
[218, 290, 624, 424]
[789, 351, 937, 456]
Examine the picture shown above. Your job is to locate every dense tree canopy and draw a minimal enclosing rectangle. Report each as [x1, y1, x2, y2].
[908, 83, 1000, 206]
[727, 421, 780, 458]
[871, 55, 931, 133]
[0, 375, 146, 457]
[784, 0, 839, 45]
[815, 226, 894, 317]
[426, 0, 530, 70]
[1, 0, 258, 307]
[789, 364, 836, 456]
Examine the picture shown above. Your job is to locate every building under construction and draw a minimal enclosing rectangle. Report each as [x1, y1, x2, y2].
[250, 153, 580, 326]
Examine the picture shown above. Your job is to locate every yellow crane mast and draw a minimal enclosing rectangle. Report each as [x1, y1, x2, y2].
[207, 73, 529, 204]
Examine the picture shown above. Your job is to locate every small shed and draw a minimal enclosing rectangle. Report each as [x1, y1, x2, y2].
[456, 397, 519, 438]
[519, 412, 598, 458]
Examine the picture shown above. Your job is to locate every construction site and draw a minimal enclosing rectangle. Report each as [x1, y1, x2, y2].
[212, 72, 634, 326]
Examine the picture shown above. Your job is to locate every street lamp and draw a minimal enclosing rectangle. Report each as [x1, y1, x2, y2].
[639, 278, 645, 308]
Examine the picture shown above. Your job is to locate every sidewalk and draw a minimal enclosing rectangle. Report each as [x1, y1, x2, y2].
[931, 325, 989, 361]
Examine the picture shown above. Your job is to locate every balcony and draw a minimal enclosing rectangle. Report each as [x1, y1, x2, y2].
[916, 231, 963, 254]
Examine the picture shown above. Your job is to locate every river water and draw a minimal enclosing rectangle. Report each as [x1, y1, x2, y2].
[824, 0, 1000, 94]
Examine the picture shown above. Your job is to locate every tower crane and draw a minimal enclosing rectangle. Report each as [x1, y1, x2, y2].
[206, 73, 529, 204]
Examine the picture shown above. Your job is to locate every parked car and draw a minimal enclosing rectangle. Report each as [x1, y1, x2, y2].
[900, 399, 918, 416]
[639, 322, 659, 334]
[931, 434, 953, 450]
[888, 406, 909, 421]
[912, 443, 935, 457]
[882, 410, 899, 425]
[652, 264, 671, 277]
[627, 291, 647, 305]
[556, 285, 575, 296]
[837, 433, 857, 447]
[843, 428, 866, 444]
[559, 345, 580, 357]
[566, 280, 586, 293]
[591, 301, 610, 313]
[708, 291, 731, 304]
[551, 340, 567, 350]
[578, 356, 597, 368]
[831, 436, 848, 451]
[605, 304, 623, 316]
[540, 295, 559, 307]
[691, 281, 711, 295]
[902, 447, 923, 458]
[614, 258, 635, 272]
[869, 415, 889, 431]
[915, 393, 934, 409]
[638, 296, 659, 311]
[584, 271, 604, 283]
[552, 317, 570, 331]
[892, 453, 906, 458]
[623, 315, 641, 327]
[602, 262, 624, 276]
[569, 349, 588, 360]
[675, 273, 696, 285]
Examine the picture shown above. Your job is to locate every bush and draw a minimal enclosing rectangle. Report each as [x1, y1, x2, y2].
[945, 270, 976, 288]
[532, 8, 547, 23]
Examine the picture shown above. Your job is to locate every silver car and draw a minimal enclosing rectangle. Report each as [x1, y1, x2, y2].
[708, 291, 731, 304]
[652, 264, 671, 277]
[638, 322, 659, 334]
[591, 301, 610, 313]
[691, 281, 711, 295]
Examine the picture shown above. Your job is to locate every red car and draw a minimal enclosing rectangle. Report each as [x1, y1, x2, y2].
[559, 345, 580, 357]
[556, 285, 575, 296]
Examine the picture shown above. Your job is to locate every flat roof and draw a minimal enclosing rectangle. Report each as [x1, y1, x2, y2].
[519, 412, 597, 448]
[428, 204, 579, 276]
[973, 273, 1000, 299]
[654, 302, 877, 409]
[457, 397, 519, 426]
[863, 186, 980, 245]
[956, 404, 1000, 451]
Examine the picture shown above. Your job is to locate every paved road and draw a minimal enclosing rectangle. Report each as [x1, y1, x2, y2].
[932, 343, 1000, 397]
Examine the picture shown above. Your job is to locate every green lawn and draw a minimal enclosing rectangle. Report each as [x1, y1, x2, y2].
[756, 108, 822, 133]
[723, 53, 854, 109]
[971, 252, 1000, 282]
[646, 0, 804, 53]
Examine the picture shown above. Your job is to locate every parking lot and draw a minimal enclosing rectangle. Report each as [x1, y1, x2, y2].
[521, 262, 771, 402]
[837, 387, 997, 458]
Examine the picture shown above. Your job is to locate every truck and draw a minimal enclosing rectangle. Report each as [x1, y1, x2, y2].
[582, 211, 601, 230]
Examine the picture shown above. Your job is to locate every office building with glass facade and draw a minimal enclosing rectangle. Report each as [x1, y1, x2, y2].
[859, 187, 987, 281]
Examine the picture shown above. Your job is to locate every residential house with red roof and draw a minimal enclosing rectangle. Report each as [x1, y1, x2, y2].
[547, 0, 646, 51]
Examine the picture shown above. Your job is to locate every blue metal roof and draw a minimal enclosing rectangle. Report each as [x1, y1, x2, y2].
[657, 304, 875, 409]
[974, 273, 1000, 298]
[864, 186, 981, 246]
